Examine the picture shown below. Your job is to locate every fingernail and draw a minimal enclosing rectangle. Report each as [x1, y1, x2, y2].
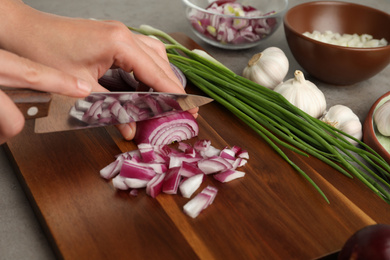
[118, 124, 133, 140]
[77, 79, 92, 94]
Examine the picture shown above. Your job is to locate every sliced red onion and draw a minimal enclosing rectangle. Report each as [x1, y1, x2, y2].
[133, 111, 199, 146]
[189, 1, 277, 45]
[69, 107, 84, 122]
[197, 156, 232, 174]
[118, 69, 139, 89]
[119, 160, 157, 181]
[213, 169, 245, 183]
[220, 147, 236, 161]
[194, 139, 221, 158]
[75, 99, 93, 112]
[100, 155, 125, 179]
[162, 167, 181, 194]
[178, 161, 204, 178]
[99, 64, 185, 91]
[109, 100, 130, 124]
[169, 153, 201, 168]
[112, 175, 129, 190]
[100, 139, 249, 218]
[98, 69, 134, 91]
[201, 186, 218, 206]
[179, 174, 204, 198]
[183, 185, 218, 218]
[123, 178, 149, 189]
[170, 63, 187, 88]
[146, 173, 166, 198]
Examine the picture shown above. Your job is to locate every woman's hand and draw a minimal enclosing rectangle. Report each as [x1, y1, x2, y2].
[0, 0, 198, 142]
[0, 49, 92, 144]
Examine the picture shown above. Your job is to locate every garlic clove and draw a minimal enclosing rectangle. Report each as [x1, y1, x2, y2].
[274, 70, 326, 119]
[242, 47, 289, 89]
[374, 100, 390, 136]
[321, 104, 362, 143]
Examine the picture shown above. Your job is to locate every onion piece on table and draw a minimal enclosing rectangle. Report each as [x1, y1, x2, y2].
[183, 186, 218, 218]
[179, 174, 204, 198]
[100, 137, 249, 218]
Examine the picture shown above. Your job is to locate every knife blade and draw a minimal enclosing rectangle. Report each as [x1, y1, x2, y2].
[3, 88, 213, 133]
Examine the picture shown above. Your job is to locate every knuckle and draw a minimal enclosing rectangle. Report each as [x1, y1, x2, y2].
[20, 60, 42, 87]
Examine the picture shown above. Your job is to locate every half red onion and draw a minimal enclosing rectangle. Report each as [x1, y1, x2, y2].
[133, 111, 199, 146]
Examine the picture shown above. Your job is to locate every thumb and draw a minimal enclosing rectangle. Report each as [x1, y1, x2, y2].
[0, 90, 25, 144]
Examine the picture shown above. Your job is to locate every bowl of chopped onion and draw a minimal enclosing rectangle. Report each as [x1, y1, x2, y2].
[182, 0, 288, 49]
[283, 1, 390, 85]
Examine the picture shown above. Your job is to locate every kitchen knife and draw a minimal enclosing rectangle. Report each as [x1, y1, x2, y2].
[3, 88, 213, 133]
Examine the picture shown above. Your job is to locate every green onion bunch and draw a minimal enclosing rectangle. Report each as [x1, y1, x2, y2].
[129, 25, 390, 204]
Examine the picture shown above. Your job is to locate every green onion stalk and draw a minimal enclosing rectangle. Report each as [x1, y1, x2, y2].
[129, 25, 390, 204]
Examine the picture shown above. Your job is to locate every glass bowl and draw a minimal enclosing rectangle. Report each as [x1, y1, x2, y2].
[182, 0, 288, 50]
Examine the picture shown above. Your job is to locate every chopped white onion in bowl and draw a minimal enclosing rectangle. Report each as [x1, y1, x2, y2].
[303, 30, 388, 48]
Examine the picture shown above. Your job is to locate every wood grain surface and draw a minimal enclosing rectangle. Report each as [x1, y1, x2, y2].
[5, 33, 390, 260]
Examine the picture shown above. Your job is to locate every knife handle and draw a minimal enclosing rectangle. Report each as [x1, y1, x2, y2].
[1, 87, 52, 119]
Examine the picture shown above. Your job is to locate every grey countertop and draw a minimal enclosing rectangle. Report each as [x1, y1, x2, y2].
[1, 0, 389, 259]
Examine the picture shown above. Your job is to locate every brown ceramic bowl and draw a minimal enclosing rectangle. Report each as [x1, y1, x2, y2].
[284, 1, 390, 85]
[363, 91, 390, 165]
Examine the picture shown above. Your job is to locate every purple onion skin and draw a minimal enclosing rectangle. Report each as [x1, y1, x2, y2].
[338, 224, 390, 260]
[133, 111, 198, 146]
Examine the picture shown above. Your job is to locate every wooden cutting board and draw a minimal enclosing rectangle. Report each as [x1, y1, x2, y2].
[5, 33, 390, 260]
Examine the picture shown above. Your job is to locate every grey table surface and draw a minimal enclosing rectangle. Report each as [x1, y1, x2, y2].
[1, 0, 389, 259]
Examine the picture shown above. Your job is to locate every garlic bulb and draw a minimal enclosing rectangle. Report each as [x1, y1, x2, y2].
[274, 70, 326, 118]
[321, 105, 362, 143]
[374, 100, 390, 136]
[242, 47, 289, 89]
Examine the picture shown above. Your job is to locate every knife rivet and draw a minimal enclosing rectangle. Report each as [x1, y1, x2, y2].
[27, 106, 39, 117]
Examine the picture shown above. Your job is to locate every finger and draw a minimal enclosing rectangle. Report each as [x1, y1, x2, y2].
[116, 121, 137, 141]
[0, 49, 93, 97]
[0, 90, 25, 145]
[135, 34, 170, 62]
[114, 37, 185, 94]
[135, 35, 184, 89]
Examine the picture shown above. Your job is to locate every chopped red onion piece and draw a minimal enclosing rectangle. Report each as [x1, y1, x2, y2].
[109, 100, 130, 124]
[146, 173, 166, 198]
[120, 160, 156, 181]
[194, 139, 220, 158]
[162, 167, 181, 194]
[100, 155, 125, 179]
[220, 147, 236, 161]
[178, 161, 204, 178]
[112, 175, 129, 190]
[118, 69, 139, 89]
[170, 63, 187, 88]
[179, 174, 204, 198]
[75, 99, 93, 112]
[169, 153, 201, 169]
[213, 169, 245, 183]
[201, 186, 218, 206]
[123, 178, 149, 189]
[197, 156, 232, 174]
[82, 99, 104, 123]
[99, 69, 131, 91]
[100, 136, 249, 218]
[69, 107, 84, 122]
[183, 185, 218, 218]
